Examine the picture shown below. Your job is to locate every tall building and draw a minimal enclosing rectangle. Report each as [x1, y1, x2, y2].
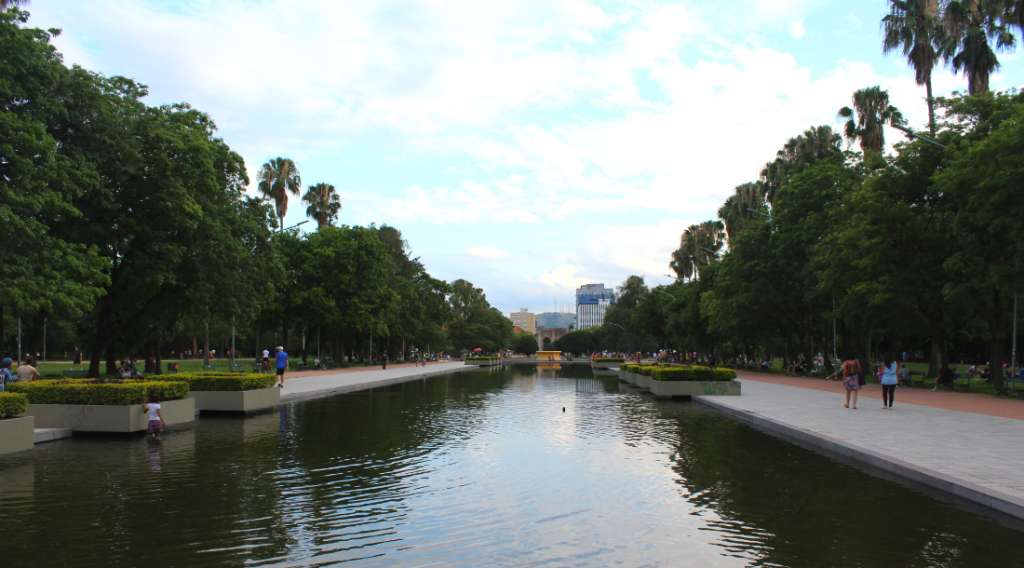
[576, 283, 615, 329]
[509, 308, 536, 335]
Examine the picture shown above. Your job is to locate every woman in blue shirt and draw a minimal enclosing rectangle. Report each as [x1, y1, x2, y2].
[879, 354, 899, 409]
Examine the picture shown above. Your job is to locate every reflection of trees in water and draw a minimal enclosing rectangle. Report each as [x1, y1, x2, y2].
[659, 403, 1021, 567]
[252, 369, 514, 562]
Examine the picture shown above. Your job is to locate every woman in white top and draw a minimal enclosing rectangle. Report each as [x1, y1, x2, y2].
[144, 397, 165, 439]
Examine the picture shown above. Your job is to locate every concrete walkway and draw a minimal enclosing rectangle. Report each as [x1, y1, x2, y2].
[280, 361, 471, 403]
[695, 378, 1024, 520]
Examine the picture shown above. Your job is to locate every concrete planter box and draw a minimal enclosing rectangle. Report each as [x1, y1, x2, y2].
[635, 374, 652, 391]
[650, 379, 742, 398]
[0, 415, 34, 455]
[28, 398, 195, 433]
[591, 361, 624, 370]
[619, 371, 640, 385]
[189, 387, 280, 414]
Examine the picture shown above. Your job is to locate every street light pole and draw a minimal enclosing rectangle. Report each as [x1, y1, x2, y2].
[1013, 293, 1018, 379]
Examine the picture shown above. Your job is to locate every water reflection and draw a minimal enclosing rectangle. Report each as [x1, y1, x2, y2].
[0, 366, 1019, 567]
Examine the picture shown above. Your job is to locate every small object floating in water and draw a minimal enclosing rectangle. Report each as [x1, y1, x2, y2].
[562, 407, 565, 412]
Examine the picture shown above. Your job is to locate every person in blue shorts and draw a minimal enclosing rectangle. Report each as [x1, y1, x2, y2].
[275, 346, 288, 388]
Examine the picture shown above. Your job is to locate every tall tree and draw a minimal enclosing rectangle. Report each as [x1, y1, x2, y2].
[883, 0, 942, 133]
[670, 221, 725, 281]
[257, 157, 301, 231]
[838, 86, 903, 160]
[941, 0, 1016, 95]
[302, 182, 341, 229]
[718, 182, 766, 241]
[761, 126, 842, 203]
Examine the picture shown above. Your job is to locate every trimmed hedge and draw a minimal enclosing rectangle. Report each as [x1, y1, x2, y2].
[152, 373, 275, 391]
[592, 357, 625, 363]
[9, 380, 189, 405]
[0, 392, 29, 419]
[651, 366, 737, 381]
[466, 356, 499, 362]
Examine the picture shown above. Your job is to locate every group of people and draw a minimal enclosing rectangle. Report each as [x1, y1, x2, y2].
[837, 354, 901, 410]
[0, 355, 40, 391]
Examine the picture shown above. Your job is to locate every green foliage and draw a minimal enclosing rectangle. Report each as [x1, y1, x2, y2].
[592, 357, 624, 363]
[511, 333, 538, 355]
[151, 373, 275, 391]
[650, 366, 737, 382]
[10, 380, 188, 405]
[465, 356, 499, 362]
[0, 392, 28, 419]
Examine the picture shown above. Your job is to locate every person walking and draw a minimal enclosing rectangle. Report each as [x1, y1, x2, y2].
[143, 396, 165, 439]
[841, 354, 861, 409]
[879, 354, 899, 409]
[275, 346, 288, 388]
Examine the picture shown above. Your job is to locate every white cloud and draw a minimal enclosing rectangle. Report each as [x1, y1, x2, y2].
[466, 246, 508, 260]
[538, 265, 593, 290]
[790, 19, 806, 40]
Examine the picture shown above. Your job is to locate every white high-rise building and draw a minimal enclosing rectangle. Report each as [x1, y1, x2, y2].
[575, 283, 615, 329]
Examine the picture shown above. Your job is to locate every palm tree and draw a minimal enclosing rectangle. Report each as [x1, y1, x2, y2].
[940, 0, 1016, 95]
[838, 87, 903, 160]
[718, 182, 766, 241]
[670, 221, 725, 281]
[257, 157, 301, 231]
[883, 0, 942, 134]
[761, 126, 842, 203]
[302, 183, 342, 229]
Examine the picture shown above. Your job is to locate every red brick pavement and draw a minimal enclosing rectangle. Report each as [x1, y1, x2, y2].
[737, 370, 1024, 420]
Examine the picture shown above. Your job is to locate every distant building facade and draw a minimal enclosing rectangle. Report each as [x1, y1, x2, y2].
[510, 308, 537, 335]
[575, 283, 615, 329]
[536, 312, 576, 330]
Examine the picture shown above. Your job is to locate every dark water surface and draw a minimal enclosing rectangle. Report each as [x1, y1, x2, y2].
[1, 366, 1021, 567]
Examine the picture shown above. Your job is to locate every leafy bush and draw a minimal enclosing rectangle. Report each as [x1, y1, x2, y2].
[9, 380, 189, 405]
[466, 356, 499, 362]
[154, 373, 275, 391]
[651, 366, 737, 382]
[0, 392, 29, 419]
[592, 357, 625, 363]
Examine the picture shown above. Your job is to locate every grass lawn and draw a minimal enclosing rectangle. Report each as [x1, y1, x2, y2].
[27, 358, 259, 377]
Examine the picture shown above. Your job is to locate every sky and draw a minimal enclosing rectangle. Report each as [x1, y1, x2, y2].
[25, 0, 1023, 316]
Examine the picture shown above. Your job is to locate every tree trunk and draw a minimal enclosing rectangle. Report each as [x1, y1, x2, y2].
[927, 333, 946, 378]
[105, 344, 117, 377]
[925, 77, 936, 135]
[88, 296, 115, 378]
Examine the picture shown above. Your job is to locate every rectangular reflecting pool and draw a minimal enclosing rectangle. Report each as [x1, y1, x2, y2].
[1, 365, 1021, 566]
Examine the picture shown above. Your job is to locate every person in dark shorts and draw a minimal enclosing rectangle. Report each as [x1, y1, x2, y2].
[275, 346, 288, 388]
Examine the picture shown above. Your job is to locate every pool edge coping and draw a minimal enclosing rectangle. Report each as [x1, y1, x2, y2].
[694, 395, 1024, 522]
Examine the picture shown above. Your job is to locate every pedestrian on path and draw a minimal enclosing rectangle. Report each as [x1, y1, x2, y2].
[841, 354, 861, 409]
[275, 346, 288, 388]
[879, 354, 899, 409]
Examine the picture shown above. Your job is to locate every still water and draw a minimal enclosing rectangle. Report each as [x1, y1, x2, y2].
[1, 365, 1021, 567]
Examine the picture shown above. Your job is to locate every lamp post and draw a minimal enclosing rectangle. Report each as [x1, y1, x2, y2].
[891, 124, 946, 149]
[280, 220, 309, 233]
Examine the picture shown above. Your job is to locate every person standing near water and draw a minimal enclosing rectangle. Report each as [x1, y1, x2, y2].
[275, 346, 288, 388]
[879, 354, 899, 409]
[841, 354, 861, 409]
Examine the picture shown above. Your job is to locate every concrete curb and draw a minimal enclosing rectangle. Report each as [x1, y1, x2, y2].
[280, 365, 476, 404]
[694, 395, 1024, 521]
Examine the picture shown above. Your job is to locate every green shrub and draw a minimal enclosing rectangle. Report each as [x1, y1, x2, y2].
[592, 357, 625, 363]
[9, 380, 188, 405]
[152, 373, 275, 391]
[466, 356, 499, 362]
[0, 392, 29, 419]
[651, 366, 737, 381]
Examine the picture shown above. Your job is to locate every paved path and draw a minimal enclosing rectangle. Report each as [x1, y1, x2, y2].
[739, 370, 1024, 419]
[280, 361, 470, 403]
[696, 377, 1024, 520]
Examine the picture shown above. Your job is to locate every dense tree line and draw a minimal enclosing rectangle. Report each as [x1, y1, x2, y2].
[560, 1, 1024, 391]
[0, 10, 513, 375]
